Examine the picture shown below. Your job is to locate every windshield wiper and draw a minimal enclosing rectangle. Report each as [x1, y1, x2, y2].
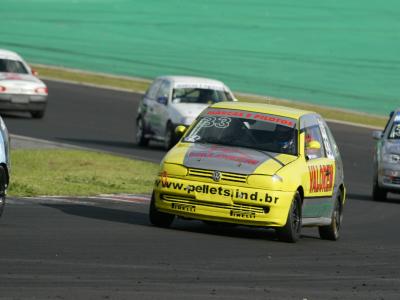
[250, 148, 285, 167]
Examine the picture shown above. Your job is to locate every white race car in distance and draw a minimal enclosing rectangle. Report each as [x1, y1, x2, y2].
[0, 49, 48, 118]
[136, 76, 236, 149]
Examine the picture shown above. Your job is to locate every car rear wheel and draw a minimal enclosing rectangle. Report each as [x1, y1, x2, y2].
[136, 118, 149, 146]
[276, 191, 302, 243]
[319, 194, 343, 241]
[149, 193, 174, 228]
[0, 166, 7, 218]
[372, 178, 387, 201]
[31, 110, 45, 119]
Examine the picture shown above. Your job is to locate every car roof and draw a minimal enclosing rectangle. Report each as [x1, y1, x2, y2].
[209, 101, 314, 120]
[157, 76, 227, 88]
[0, 49, 23, 61]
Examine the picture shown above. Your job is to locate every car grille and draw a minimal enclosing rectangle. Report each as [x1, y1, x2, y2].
[161, 194, 268, 214]
[187, 168, 247, 183]
[391, 177, 400, 185]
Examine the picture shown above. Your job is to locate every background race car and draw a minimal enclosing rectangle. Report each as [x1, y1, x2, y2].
[136, 76, 235, 149]
[0, 49, 48, 118]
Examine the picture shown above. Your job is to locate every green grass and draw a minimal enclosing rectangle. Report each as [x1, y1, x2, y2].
[9, 149, 159, 197]
[34, 65, 151, 92]
[34, 64, 386, 129]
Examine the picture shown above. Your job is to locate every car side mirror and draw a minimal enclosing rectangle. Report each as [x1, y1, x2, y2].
[372, 130, 383, 140]
[157, 96, 168, 105]
[174, 125, 187, 139]
[31, 68, 39, 76]
[306, 140, 321, 150]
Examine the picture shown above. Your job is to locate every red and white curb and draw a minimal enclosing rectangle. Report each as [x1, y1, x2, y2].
[15, 194, 151, 205]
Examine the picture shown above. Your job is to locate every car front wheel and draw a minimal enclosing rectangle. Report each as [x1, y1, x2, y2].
[276, 191, 302, 243]
[0, 166, 7, 218]
[149, 193, 174, 228]
[372, 178, 387, 201]
[136, 118, 149, 146]
[164, 123, 176, 150]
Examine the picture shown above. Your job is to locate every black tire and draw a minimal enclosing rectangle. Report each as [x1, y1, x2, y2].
[319, 194, 343, 241]
[372, 178, 387, 201]
[276, 191, 302, 243]
[0, 166, 7, 218]
[149, 193, 174, 228]
[136, 118, 149, 146]
[31, 110, 45, 119]
[164, 122, 176, 150]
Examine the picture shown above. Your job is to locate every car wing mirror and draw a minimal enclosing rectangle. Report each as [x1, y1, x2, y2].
[306, 140, 321, 150]
[305, 140, 321, 161]
[157, 96, 168, 105]
[31, 68, 39, 76]
[372, 130, 383, 140]
[175, 125, 187, 139]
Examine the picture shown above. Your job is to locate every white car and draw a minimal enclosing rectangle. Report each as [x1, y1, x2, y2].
[0, 116, 10, 218]
[136, 76, 236, 149]
[0, 49, 48, 118]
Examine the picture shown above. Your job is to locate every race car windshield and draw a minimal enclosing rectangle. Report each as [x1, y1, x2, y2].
[388, 122, 400, 139]
[0, 59, 28, 74]
[184, 111, 298, 155]
[171, 88, 233, 104]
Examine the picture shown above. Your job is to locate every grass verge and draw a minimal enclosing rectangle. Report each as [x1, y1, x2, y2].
[33, 64, 387, 128]
[9, 149, 158, 197]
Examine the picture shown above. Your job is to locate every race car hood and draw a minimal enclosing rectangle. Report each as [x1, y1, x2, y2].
[163, 142, 297, 175]
[169, 103, 208, 124]
[383, 140, 400, 154]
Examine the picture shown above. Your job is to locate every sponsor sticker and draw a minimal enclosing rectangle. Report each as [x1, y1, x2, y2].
[174, 83, 225, 90]
[206, 109, 295, 127]
[171, 203, 196, 212]
[308, 164, 334, 193]
[187, 145, 260, 165]
[230, 210, 256, 219]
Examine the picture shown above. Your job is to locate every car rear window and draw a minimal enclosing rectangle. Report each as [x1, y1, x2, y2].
[0, 59, 29, 74]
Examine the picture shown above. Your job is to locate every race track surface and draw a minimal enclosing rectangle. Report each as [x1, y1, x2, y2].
[1, 80, 399, 299]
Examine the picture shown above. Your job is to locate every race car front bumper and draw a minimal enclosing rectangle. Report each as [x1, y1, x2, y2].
[0, 94, 47, 112]
[377, 166, 400, 192]
[153, 176, 295, 227]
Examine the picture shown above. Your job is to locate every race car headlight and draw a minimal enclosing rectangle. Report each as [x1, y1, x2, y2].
[159, 163, 188, 177]
[247, 174, 284, 190]
[382, 154, 400, 163]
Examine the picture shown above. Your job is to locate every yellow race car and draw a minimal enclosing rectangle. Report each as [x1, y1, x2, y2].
[149, 102, 346, 242]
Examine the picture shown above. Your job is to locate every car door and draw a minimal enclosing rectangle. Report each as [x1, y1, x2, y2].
[150, 80, 171, 138]
[142, 79, 162, 135]
[302, 117, 336, 219]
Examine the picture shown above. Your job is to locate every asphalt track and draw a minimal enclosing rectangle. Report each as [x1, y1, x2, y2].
[1, 80, 399, 299]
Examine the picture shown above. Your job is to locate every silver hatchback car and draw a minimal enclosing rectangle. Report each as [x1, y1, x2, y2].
[136, 76, 235, 149]
[372, 109, 400, 201]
